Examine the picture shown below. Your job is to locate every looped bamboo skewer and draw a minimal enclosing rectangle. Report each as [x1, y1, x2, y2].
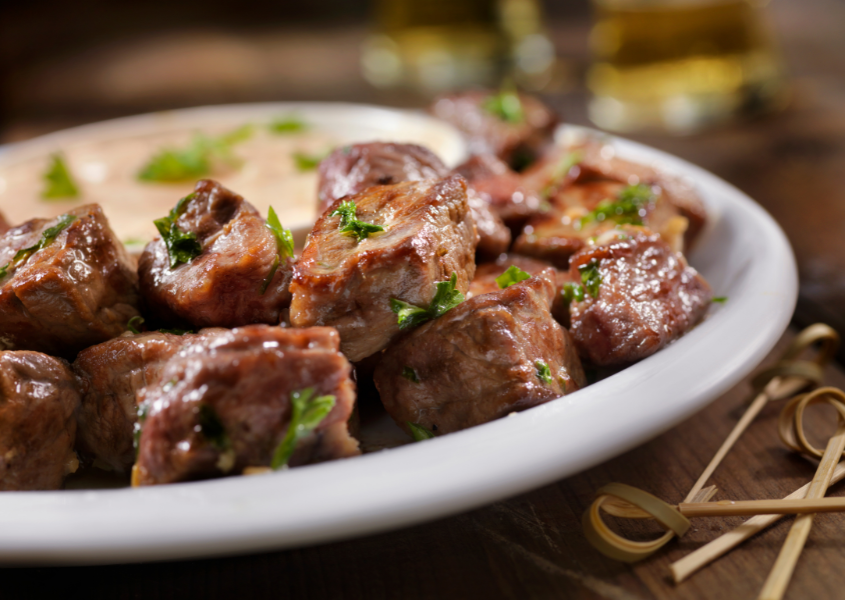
[582, 324, 839, 563]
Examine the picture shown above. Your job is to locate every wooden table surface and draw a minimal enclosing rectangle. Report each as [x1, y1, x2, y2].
[2, 1, 845, 598]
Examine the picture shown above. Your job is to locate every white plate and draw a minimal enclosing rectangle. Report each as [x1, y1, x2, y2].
[0, 103, 796, 565]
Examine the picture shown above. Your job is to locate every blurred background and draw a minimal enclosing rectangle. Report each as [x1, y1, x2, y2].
[1, 0, 844, 356]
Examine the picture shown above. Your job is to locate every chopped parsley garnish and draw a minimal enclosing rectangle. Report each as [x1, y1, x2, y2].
[562, 282, 585, 304]
[0, 213, 76, 280]
[482, 86, 524, 123]
[408, 422, 435, 442]
[540, 151, 582, 199]
[402, 367, 420, 383]
[127, 316, 145, 334]
[329, 200, 384, 241]
[579, 260, 602, 298]
[578, 183, 655, 229]
[269, 116, 308, 134]
[271, 388, 336, 470]
[535, 360, 552, 384]
[154, 194, 202, 268]
[391, 272, 465, 330]
[138, 125, 253, 183]
[496, 265, 531, 289]
[42, 153, 79, 200]
[261, 206, 295, 294]
[198, 404, 229, 451]
[159, 328, 193, 335]
[292, 150, 329, 172]
[712, 296, 728, 303]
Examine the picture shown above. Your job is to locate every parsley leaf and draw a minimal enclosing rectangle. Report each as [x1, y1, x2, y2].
[496, 265, 531, 289]
[712, 296, 728, 303]
[261, 206, 295, 295]
[329, 200, 385, 241]
[271, 388, 336, 470]
[482, 86, 524, 123]
[535, 360, 553, 384]
[269, 116, 308, 134]
[540, 151, 582, 199]
[138, 126, 252, 183]
[402, 366, 420, 383]
[127, 316, 145, 334]
[292, 150, 329, 172]
[408, 422, 435, 442]
[42, 153, 80, 200]
[578, 183, 655, 229]
[562, 282, 585, 304]
[390, 273, 465, 330]
[0, 213, 76, 280]
[579, 260, 602, 298]
[154, 194, 202, 268]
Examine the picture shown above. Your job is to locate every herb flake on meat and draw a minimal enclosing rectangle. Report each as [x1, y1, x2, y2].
[482, 86, 524, 123]
[579, 260, 602, 298]
[329, 200, 385, 241]
[535, 360, 552, 384]
[540, 151, 582, 199]
[269, 116, 308, 134]
[154, 194, 202, 268]
[712, 296, 728, 303]
[562, 282, 585, 304]
[391, 272, 465, 330]
[408, 422, 435, 441]
[402, 366, 420, 383]
[42, 153, 80, 200]
[578, 183, 655, 229]
[261, 206, 295, 294]
[0, 213, 76, 280]
[496, 265, 531, 289]
[271, 388, 336, 470]
[198, 404, 229, 451]
[127, 316, 145, 334]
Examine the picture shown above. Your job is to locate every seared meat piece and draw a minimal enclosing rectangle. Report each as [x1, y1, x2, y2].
[290, 176, 477, 362]
[469, 253, 574, 325]
[0, 204, 140, 358]
[316, 142, 449, 215]
[454, 153, 543, 228]
[568, 227, 712, 367]
[134, 325, 359, 486]
[139, 179, 293, 329]
[513, 178, 688, 269]
[430, 90, 558, 167]
[318, 142, 510, 258]
[73, 329, 223, 472]
[0, 351, 81, 490]
[374, 272, 586, 435]
[0, 211, 9, 235]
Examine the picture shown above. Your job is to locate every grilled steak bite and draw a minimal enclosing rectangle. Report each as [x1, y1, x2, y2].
[290, 175, 477, 362]
[73, 329, 223, 472]
[317, 142, 510, 258]
[454, 153, 543, 228]
[567, 227, 712, 367]
[139, 179, 293, 329]
[469, 254, 573, 324]
[513, 178, 688, 268]
[430, 90, 558, 167]
[0, 205, 140, 358]
[0, 351, 81, 490]
[134, 325, 359, 486]
[374, 272, 586, 436]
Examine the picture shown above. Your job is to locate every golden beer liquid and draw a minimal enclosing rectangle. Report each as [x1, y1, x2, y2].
[588, 0, 786, 133]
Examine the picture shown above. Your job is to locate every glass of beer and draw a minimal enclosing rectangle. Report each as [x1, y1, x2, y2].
[587, 0, 787, 134]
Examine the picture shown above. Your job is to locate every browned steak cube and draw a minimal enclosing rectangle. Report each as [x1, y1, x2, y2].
[290, 176, 477, 362]
[0, 204, 140, 358]
[374, 273, 586, 436]
[568, 227, 712, 367]
[318, 142, 510, 258]
[454, 153, 543, 227]
[134, 325, 359, 486]
[0, 351, 81, 490]
[469, 253, 574, 325]
[430, 90, 558, 167]
[317, 142, 449, 215]
[73, 329, 223, 472]
[513, 177, 689, 268]
[139, 179, 293, 329]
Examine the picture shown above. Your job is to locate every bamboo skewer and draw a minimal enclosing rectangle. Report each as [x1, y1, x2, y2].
[678, 496, 845, 517]
[757, 389, 845, 600]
